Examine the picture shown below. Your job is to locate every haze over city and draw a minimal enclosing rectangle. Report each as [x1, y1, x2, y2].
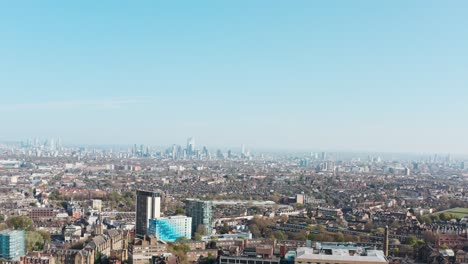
[3, 2, 468, 264]
[1, 1, 468, 153]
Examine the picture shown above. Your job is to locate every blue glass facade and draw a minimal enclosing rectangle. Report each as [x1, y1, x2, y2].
[0, 229, 26, 261]
[148, 216, 192, 242]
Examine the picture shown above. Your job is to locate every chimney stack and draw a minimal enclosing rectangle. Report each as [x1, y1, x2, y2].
[384, 225, 389, 257]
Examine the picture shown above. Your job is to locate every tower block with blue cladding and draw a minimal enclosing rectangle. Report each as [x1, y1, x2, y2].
[136, 190, 162, 238]
[0, 229, 26, 261]
[148, 216, 192, 242]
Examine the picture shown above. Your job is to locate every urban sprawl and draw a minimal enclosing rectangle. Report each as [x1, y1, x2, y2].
[0, 138, 468, 264]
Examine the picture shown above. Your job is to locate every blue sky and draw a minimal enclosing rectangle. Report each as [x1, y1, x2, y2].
[1, 1, 467, 153]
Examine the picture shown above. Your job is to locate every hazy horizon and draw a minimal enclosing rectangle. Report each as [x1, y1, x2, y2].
[1, 138, 466, 160]
[1, 1, 468, 154]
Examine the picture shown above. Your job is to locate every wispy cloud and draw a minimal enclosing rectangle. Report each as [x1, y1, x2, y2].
[1, 97, 152, 111]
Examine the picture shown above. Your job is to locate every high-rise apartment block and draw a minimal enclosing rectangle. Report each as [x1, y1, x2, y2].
[148, 216, 192, 242]
[136, 190, 161, 238]
[184, 199, 213, 235]
[0, 229, 26, 261]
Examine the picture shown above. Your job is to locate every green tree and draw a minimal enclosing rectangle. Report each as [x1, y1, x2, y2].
[344, 234, 357, 242]
[26, 231, 45, 252]
[196, 224, 206, 235]
[167, 244, 188, 264]
[7, 216, 34, 231]
[334, 232, 345, 242]
[292, 231, 308, 241]
[0, 223, 8, 231]
[249, 224, 261, 238]
[95, 251, 102, 264]
[220, 223, 230, 234]
[175, 237, 189, 243]
[37, 230, 51, 242]
[314, 224, 326, 232]
[175, 208, 185, 215]
[273, 231, 286, 240]
[199, 253, 216, 264]
[422, 231, 438, 244]
[194, 233, 202, 241]
[307, 233, 317, 241]
[439, 213, 450, 221]
[422, 216, 432, 225]
[404, 235, 418, 246]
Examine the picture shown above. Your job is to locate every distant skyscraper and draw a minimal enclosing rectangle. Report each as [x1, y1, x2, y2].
[241, 144, 245, 156]
[216, 149, 224, 160]
[171, 144, 177, 160]
[50, 138, 56, 150]
[321, 152, 327, 161]
[0, 229, 25, 261]
[148, 216, 192, 242]
[202, 146, 209, 158]
[136, 190, 162, 237]
[187, 137, 195, 156]
[462, 161, 468, 170]
[184, 199, 213, 235]
[404, 167, 411, 176]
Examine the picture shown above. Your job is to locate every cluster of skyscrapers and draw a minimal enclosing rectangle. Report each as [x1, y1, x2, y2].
[167, 137, 212, 160]
[135, 190, 213, 242]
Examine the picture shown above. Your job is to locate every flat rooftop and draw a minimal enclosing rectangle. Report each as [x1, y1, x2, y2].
[296, 247, 387, 264]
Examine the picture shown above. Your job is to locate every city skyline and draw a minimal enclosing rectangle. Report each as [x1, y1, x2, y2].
[0, 136, 467, 159]
[2, 136, 467, 164]
[1, 1, 468, 153]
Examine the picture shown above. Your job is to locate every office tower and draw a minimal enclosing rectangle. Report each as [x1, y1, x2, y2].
[241, 144, 245, 156]
[187, 137, 195, 156]
[202, 146, 209, 159]
[136, 190, 162, 238]
[321, 152, 327, 161]
[404, 167, 411, 176]
[147, 216, 192, 242]
[462, 161, 468, 170]
[50, 138, 56, 150]
[0, 229, 25, 261]
[171, 144, 177, 160]
[216, 149, 224, 160]
[184, 199, 213, 235]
